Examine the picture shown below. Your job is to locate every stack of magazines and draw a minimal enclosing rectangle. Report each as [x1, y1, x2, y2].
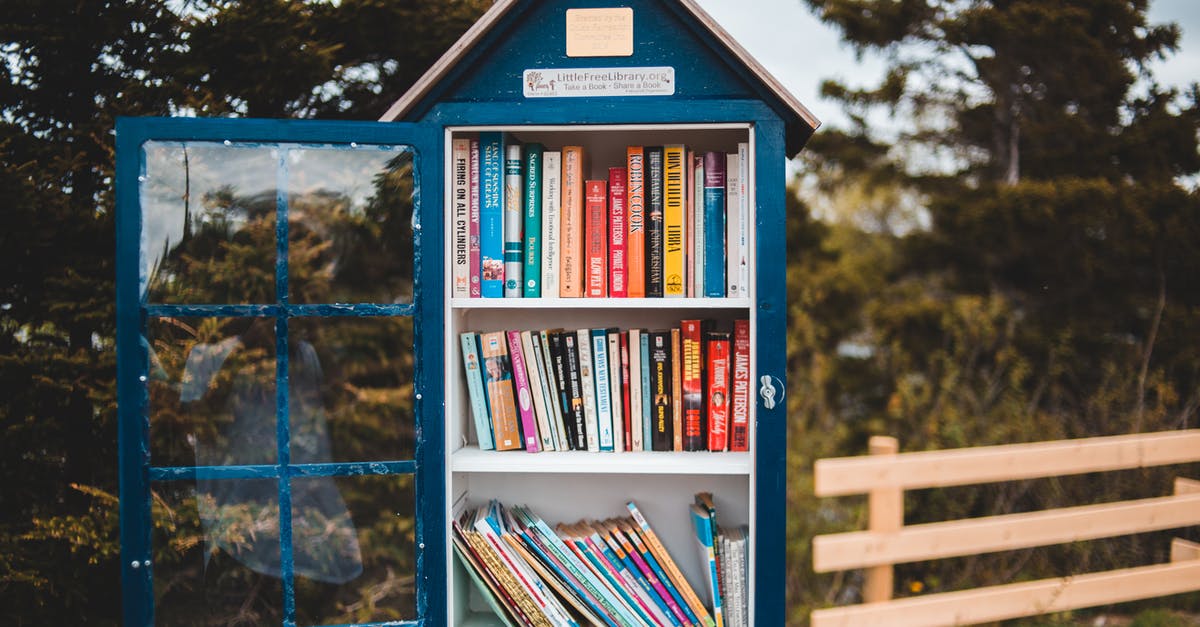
[453, 498, 747, 626]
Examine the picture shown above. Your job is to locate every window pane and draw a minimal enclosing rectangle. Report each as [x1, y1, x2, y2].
[148, 317, 277, 467]
[289, 317, 415, 463]
[141, 142, 277, 303]
[293, 475, 416, 625]
[152, 479, 284, 625]
[287, 147, 415, 304]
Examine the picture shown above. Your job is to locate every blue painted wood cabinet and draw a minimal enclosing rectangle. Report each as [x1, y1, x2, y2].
[115, 1, 816, 625]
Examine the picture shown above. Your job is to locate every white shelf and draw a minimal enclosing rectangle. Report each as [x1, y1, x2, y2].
[451, 445, 751, 475]
[451, 297, 751, 310]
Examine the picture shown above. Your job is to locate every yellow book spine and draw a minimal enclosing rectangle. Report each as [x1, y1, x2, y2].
[663, 144, 687, 297]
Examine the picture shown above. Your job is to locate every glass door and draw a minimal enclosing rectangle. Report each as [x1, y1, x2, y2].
[115, 118, 443, 626]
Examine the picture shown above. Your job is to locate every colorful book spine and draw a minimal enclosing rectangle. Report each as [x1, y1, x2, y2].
[521, 331, 555, 451]
[591, 329, 615, 452]
[671, 327, 684, 451]
[560, 146, 586, 297]
[681, 319, 705, 451]
[706, 331, 731, 452]
[541, 151, 562, 299]
[640, 331, 653, 451]
[523, 143, 543, 298]
[560, 331, 587, 450]
[703, 151, 727, 298]
[452, 138, 471, 298]
[480, 133, 506, 298]
[689, 505, 725, 627]
[576, 328, 600, 452]
[460, 332, 494, 450]
[626, 502, 713, 626]
[730, 320, 750, 452]
[649, 331, 672, 451]
[645, 147, 665, 298]
[504, 143, 524, 297]
[595, 523, 680, 627]
[584, 180, 608, 298]
[619, 331, 632, 452]
[506, 330, 540, 452]
[736, 142, 750, 298]
[725, 152, 740, 298]
[626, 146, 646, 298]
[608, 167, 628, 298]
[470, 139, 482, 297]
[692, 153, 705, 298]
[607, 329, 625, 453]
[663, 144, 687, 297]
[480, 331, 520, 450]
[611, 521, 693, 627]
[628, 329, 644, 452]
[696, 492, 725, 626]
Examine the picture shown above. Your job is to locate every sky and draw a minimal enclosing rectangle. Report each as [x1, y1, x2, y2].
[693, 0, 1200, 130]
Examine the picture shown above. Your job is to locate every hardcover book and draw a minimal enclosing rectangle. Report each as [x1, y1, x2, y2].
[685, 148, 696, 298]
[663, 144, 687, 297]
[730, 320, 751, 452]
[452, 138, 471, 298]
[470, 139, 482, 297]
[703, 151, 727, 298]
[681, 319, 706, 451]
[480, 132, 506, 298]
[584, 180, 608, 298]
[706, 331, 731, 452]
[522, 143, 543, 298]
[625, 146, 646, 298]
[608, 167, 628, 298]
[559, 146, 586, 297]
[540, 151, 562, 299]
[480, 331, 521, 450]
[645, 147, 665, 298]
[503, 143, 524, 297]
[506, 330, 540, 452]
[460, 332, 494, 450]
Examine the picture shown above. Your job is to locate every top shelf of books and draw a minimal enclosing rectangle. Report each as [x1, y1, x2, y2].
[450, 297, 751, 310]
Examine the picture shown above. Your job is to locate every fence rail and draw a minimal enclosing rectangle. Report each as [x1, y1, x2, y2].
[810, 431, 1200, 627]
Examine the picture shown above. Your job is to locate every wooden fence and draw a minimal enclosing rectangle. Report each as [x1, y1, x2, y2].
[809, 430, 1200, 627]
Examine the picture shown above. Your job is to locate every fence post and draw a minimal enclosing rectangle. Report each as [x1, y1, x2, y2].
[864, 435, 901, 603]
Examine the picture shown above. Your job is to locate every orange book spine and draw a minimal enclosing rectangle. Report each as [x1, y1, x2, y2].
[559, 146, 586, 297]
[625, 146, 646, 298]
[585, 180, 608, 297]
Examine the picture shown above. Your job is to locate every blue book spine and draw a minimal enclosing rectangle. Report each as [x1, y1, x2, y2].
[640, 332, 653, 449]
[691, 506, 724, 626]
[523, 143, 543, 298]
[702, 151, 726, 298]
[480, 132, 505, 297]
[503, 143, 524, 297]
[592, 329, 614, 451]
[460, 333, 494, 450]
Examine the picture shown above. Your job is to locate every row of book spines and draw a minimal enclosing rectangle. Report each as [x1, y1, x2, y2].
[451, 136, 750, 300]
[455, 500, 718, 627]
[461, 320, 751, 454]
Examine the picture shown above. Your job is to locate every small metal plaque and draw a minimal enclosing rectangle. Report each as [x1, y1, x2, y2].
[565, 8, 634, 57]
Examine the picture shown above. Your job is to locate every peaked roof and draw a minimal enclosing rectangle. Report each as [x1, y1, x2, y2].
[380, 0, 820, 153]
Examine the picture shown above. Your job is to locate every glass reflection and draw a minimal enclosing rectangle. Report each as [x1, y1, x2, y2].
[141, 142, 277, 303]
[287, 147, 415, 305]
[293, 475, 416, 625]
[290, 318, 415, 463]
[149, 317, 277, 467]
[153, 479, 284, 626]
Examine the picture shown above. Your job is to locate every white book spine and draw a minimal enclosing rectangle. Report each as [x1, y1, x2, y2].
[607, 331, 625, 453]
[726, 152, 740, 297]
[503, 143, 524, 297]
[693, 156, 705, 298]
[576, 329, 600, 452]
[452, 139, 471, 298]
[737, 142, 750, 298]
[541, 151, 562, 298]
[592, 331, 614, 452]
[628, 329, 643, 452]
[521, 331, 555, 451]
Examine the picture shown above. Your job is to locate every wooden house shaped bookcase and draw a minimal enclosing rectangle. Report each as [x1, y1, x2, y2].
[115, 1, 817, 625]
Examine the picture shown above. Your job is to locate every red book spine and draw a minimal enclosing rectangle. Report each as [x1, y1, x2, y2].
[706, 331, 731, 451]
[681, 319, 705, 451]
[608, 167, 628, 297]
[469, 139, 482, 297]
[585, 179, 608, 297]
[730, 320, 751, 452]
[620, 331, 633, 451]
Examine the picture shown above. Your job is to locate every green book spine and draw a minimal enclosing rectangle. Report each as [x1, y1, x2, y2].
[523, 143, 544, 298]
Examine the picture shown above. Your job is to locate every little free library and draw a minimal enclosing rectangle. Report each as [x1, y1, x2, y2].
[115, 1, 819, 625]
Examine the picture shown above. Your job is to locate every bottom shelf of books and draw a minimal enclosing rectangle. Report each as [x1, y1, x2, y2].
[450, 475, 750, 627]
